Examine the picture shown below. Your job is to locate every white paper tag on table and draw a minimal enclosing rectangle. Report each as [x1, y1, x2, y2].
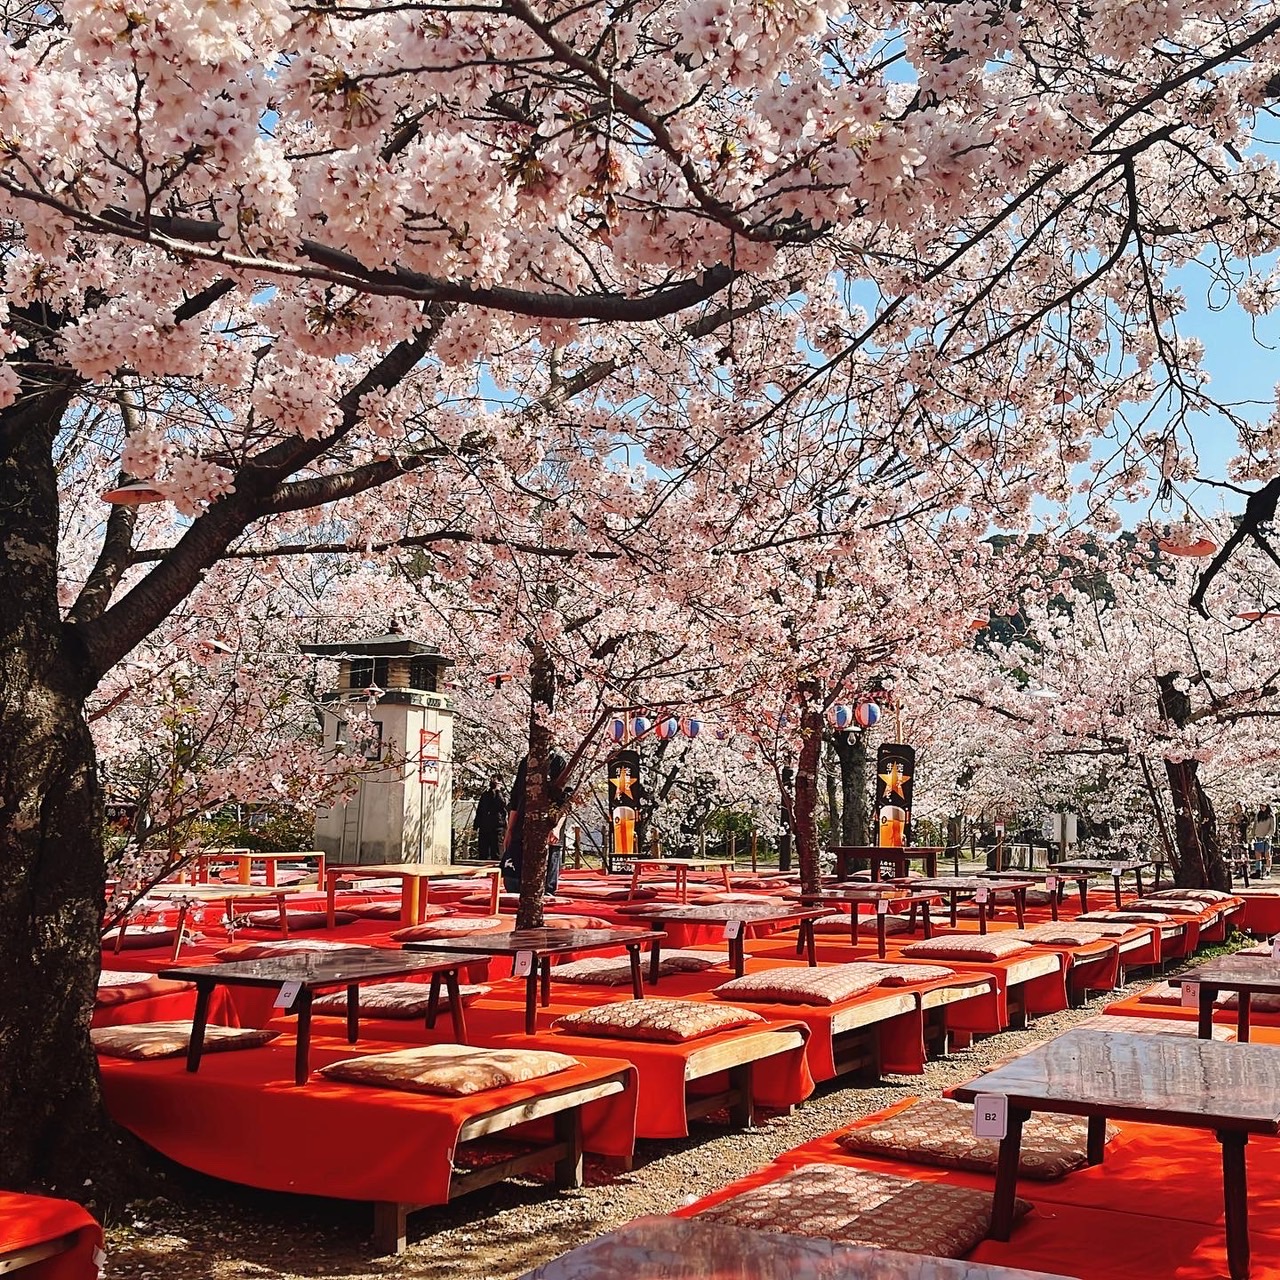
[1271, 934, 1280, 961]
[274, 979, 302, 1009]
[512, 949, 535, 978]
[1111, 866, 1123, 879]
[876, 898, 889, 915]
[723, 920, 743, 939]
[972, 1094, 1008, 1139]
[1045, 875, 1058, 893]
[975, 886, 989, 905]
[1181, 981, 1199, 1008]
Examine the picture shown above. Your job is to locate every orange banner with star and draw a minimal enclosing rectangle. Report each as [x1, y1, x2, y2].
[874, 743, 916, 847]
[607, 748, 641, 865]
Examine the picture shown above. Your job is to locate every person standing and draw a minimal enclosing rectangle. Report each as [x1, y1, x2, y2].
[1253, 804, 1275, 877]
[475, 778, 507, 863]
[501, 749, 571, 894]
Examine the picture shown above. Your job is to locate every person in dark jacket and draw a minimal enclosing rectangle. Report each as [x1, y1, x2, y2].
[475, 778, 507, 862]
[501, 750, 571, 893]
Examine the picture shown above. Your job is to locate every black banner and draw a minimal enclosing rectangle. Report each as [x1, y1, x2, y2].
[607, 749, 642, 869]
[874, 742, 916, 847]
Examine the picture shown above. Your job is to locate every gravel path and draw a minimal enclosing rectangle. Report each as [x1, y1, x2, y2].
[103, 962, 1187, 1280]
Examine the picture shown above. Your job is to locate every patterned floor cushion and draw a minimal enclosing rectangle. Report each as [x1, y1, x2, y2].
[240, 909, 356, 929]
[1221, 992, 1280, 1012]
[391, 916, 511, 942]
[553, 998, 763, 1043]
[101, 925, 178, 950]
[712, 964, 884, 1006]
[866, 962, 956, 986]
[543, 913, 614, 930]
[215, 939, 373, 961]
[1077, 911, 1172, 925]
[899, 934, 1031, 962]
[836, 1097, 1116, 1180]
[560, 884, 656, 902]
[552, 951, 718, 985]
[1015, 924, 1118, 947]
[460, 891, 574, 908]
[92, 1021, 278, 1060]
[345, 901, 447, 921]
[311, 982, 490, 1017]
[690, 892, 784, 906]
[319, 1044, 578, 1096]
[1149, 888, 1234, 903]
[1129, 899, 1208, 915]
[696, 1164, 1030, 1255]
[97, 970, 158, 987]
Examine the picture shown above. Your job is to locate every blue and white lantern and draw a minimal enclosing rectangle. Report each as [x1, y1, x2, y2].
[608, 716, 627, 743]
[655, 716, 680, 740]
[854, 701, 880, 728]
[831, 704, 854, 730]
[631, 715, 652, 736]
[682, 716, 703, 739]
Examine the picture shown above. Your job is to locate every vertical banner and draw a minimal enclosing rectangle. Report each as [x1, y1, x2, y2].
[418, 729, 441, 785]
[875, 743, 916, 847]
[607, 748, 641, 871]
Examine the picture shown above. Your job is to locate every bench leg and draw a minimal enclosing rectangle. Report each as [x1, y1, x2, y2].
[372, 1202, 408, 1255]
[728, 1062, 755, 1129]
[553, 1108, 584, 1189]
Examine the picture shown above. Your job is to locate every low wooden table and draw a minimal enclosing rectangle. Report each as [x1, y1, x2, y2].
[196, 848, 325, 887]
[627, 904, 827, 978]
[799, 887, 937, 958]
[515, 1215, 1078, 1279]
[1181, 953, 1280, 1042]
[325, 862, 499, 927]
[954, 1028, 1280, 1280]
[405, 928, 664, 1034]
[128, 883, 308, 959]
[1054, 858, 1158, 907]
[979, 868, 1091, 920]
[161, 949, 478, 1084]
[627, 857, 734, 902]
[899, 877, 1033, 933]
[830, 845, 942, 882]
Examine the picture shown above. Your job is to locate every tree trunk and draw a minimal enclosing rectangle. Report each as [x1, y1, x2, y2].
[1156, 673, 1229, 890]
[0, 386, 123, 1195]
[833, 729, 869, 846]
[823, 738, 839, 842]
[516, 642, 556, 929]
[792, 689, 824, 893]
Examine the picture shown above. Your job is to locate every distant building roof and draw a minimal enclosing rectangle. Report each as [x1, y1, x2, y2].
[300, 634, 454, 664]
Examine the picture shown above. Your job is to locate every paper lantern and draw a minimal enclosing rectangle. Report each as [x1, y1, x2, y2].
[101, 480, 165, 505]
[655, 716, 679, 740]
[631, 715, 652, 736]
[608, 716, 627, 743]
[682, 717, 703, 739]
[1157, 534, 1217, 558]
[830, 704, 854, 730]
[854, 701, 880, 728]
[713, 724, 730, 741]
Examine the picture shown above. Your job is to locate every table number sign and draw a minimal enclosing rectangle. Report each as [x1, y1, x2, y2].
[1181, 981, 1200, 1008]
[512, 950, 535, 978]
[274, 979, 302, 1009]
[876, 898, 890, 915]
[973, 1094, 1008, 1139]
[723, 920, 743, 939]
[975, 886, 990, 905]
[1046, 875, 1058, 893]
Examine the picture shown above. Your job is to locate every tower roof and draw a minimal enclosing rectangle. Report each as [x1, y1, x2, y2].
[300, 634, 454, 664]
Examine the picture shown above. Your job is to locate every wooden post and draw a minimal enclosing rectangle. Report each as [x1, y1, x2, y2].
[728, 831, 736, 866]
[572, 825, 582, 870]
[750, 830, 758, 872]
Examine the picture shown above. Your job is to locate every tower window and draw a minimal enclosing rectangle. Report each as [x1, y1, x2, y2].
[408, 657, 438, 691]
[349, 657, 389, 689]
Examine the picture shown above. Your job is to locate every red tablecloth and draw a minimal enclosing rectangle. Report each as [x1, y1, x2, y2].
[0, 1191, 101, 1280]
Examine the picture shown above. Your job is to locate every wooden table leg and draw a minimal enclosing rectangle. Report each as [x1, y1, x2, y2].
[628, 945, 643, 998]
[553, 1108, 585, 1188]
[326, 870, 338, 930]
[732, 932, 746, 978]
[1086, 1115, 1107, 1165]
[524, 972, 538, 1034]
[649, 937, 662, 984]
[1049, 883, 1060, 922]
[1080, 882, 1089, 913]
[403, 877, 420, 927]
[345, 983, 360, 1043]
[487, 870, 499, 914]
[425, 973, 442, 1029]
[677, 868, 688, 904]
[1014, 889, 1026, 930]
[720, 864, 732, 891]
[1219, 1130, 1250, 1280]
[315, 853, 325, 893]
[540, 957, 551, 1006]
[266, 859, 277, 888]
[295, 990, 314, 1084]
[1199, 985, 1218, 1039]
[977, 897, 988, 935]
[237, 856, 251, 886]
[1113, 876, 1123, 909]
[876, 913, 887, 960]
[1238, 992, 1252, 1043]
[990, 1106, 1028, 1241]
[278, 895, 290, 939]
[950, 892, 959, 928]
[445, 968, 469, 1042]
[186, 981, 213, 1073]
[803, 918, 817, 967]
[922, 902, 933, 938]
[1135, 868, 1146, 897]
[171, 904, 189, 962]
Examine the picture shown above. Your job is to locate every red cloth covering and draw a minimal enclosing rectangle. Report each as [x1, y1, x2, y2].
[682, 1105, 1280, 1279]
[92, 980, 238, 1028]
[0, 1191, 101, 1280]
[1238, 892, 1280, 937]
[99, 1035, 636, 1206]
